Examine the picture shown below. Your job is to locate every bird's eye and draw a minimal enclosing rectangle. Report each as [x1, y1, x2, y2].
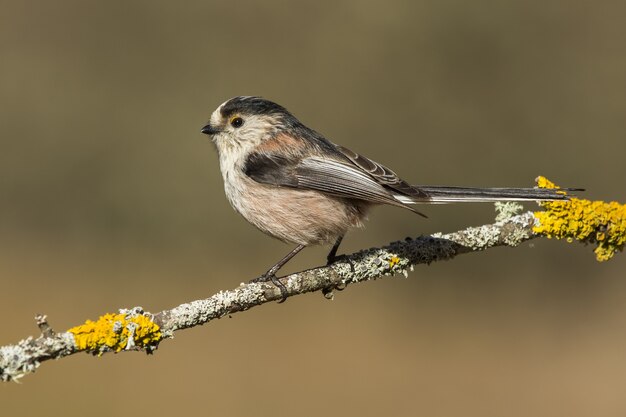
[230, 117, 244, 128]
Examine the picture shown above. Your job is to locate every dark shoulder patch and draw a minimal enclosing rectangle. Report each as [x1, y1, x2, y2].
[243, 152, 299, 187]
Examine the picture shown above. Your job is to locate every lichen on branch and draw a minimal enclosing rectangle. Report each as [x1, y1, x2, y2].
[1, 176, 623, 383]
[68, 308, 162, 355]
[534, 176, 626, 261]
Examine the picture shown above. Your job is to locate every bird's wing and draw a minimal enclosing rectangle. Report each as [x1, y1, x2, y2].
[335, 145, 430, 200]
[243, 151, 426, 215]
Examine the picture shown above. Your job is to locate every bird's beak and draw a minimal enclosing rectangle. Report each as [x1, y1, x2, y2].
[201, 123, 220, 135]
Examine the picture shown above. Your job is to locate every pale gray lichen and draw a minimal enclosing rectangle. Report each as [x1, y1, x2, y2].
[0, 342, 39, 382]
[0, 332, 75, 382]
[330, 212, 536, 287]
[159, 283, 269, 334]
[124, 322, 137, 349]
[432, 212, 535, 251]
[331, 234, 461, 287]
[2, 211, 543, 382]
[495, 202, 525, 222]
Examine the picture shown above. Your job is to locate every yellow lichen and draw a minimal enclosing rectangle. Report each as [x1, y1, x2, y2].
[68, 312, 162, 355]
[533, 176, 626, 261]
[388, 256, 401, 268]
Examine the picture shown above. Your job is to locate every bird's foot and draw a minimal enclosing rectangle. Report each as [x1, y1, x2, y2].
[250, 273, 288, 303]
[327, 253, 355, 274]
[325, 254, 353, 294]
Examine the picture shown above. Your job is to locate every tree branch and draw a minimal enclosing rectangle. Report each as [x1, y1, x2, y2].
[3, 179, 625, 382]
[1, 208, 539, 382]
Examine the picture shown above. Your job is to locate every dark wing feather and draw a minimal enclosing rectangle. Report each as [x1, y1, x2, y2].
[244, 152, 298, 187]
[336, 145, 430, 200]
[244, 151, 426, 215]
[295, 157, 408, 207]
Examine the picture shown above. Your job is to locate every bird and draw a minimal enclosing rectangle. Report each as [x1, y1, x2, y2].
[201, 96, 573, 300]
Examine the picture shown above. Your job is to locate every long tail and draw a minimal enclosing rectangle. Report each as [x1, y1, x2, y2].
[401, 185, 581, 204]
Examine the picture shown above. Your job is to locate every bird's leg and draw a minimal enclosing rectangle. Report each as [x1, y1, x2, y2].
[251, 244, 306, 302]
[326, 235, 344, 265]
[324, 235, 352, 293]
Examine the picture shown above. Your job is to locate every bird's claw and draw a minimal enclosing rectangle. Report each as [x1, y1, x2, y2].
[327, 254, 355, 274]
[250, 273, 288, 303]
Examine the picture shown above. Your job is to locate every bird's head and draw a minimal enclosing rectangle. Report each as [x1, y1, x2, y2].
[201, 96, 294, 155]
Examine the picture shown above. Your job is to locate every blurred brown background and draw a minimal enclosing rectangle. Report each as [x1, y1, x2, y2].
[1, 1, 625, 415]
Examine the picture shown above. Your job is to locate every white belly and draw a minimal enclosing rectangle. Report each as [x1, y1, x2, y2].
[219, 152, 367, 245]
